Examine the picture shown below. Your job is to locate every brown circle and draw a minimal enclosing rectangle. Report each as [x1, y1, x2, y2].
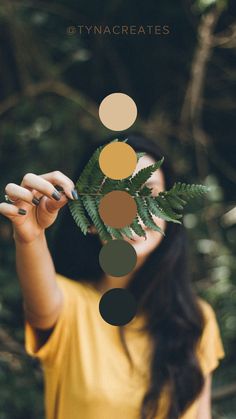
[99, 191, 137, 228]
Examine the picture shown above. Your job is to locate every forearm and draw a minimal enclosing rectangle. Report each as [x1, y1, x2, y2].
[14, 231, 62, 323]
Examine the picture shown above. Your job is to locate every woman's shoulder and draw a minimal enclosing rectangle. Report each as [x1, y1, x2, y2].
[195, 296, 225, 376]
[196, 296, 222, 339]
[196, 296, 216, 322]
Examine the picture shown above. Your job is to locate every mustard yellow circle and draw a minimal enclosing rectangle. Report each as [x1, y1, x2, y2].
[99, 93, 137, 131]
[99, 142, 137, 180]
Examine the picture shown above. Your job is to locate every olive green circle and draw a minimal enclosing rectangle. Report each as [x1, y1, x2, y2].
[99, 240, 137, 277]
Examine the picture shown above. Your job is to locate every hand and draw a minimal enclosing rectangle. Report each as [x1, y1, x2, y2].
[0, 171, 78, 243]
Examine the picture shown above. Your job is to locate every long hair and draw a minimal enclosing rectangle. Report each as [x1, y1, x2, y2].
[51, 132, 205, 419]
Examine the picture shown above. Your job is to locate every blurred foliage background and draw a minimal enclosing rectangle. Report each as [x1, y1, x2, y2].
[0, 0, 236, 418]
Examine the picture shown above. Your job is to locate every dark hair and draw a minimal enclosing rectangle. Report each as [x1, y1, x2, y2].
[51, 132, 205, 419]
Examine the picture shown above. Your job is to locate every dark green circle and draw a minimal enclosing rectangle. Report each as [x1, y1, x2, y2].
[99, 240, 137, 276]
[99, 288, 137, 326]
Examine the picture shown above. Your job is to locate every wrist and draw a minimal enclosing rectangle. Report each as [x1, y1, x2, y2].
[13, 229, 46, 246]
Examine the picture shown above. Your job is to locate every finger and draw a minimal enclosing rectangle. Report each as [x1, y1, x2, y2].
[40, 171, 76, 200]
[5, 183, 41, 207]
[43, 192, 69, 214]
[0, 202, 27, 220]
[21, 173, 63, 202]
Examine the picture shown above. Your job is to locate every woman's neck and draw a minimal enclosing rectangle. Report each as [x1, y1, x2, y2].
[96, 272, 134, 294]
[95, 252, 148, 294]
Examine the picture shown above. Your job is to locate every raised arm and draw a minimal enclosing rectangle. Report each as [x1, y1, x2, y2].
[0, 171, 77, 329]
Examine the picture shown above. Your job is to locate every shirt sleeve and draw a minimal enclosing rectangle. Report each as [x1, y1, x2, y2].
[196, 299, 225, 377]
[24, 273, 80, 368]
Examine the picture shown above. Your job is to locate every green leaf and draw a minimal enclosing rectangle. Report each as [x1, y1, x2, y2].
[145, 196, 181, 223]
[88, 163, 105, 193]
[151, 183, 208, 223]
[69, 140, 208, 242]
[136, 152, 146, 160]
[120, 226, 135, 240]
[100, 178, 118, 194]
[130, 217, 147, 239]
[105, 226, 124, 240]
[106, 225, 134, 241]
[100, 178, 132, 194]
[139, 185, 153, 197]
[76, 146, 102, 192]
[155, 195, 183, 220]
[129, 157, 164, 193]
[81, 195, 112, 241]
[166, 182, 209, 198]
[135, 197, 165, 235]
[165, 195, 185, 211]
[68, 199, 90, 235]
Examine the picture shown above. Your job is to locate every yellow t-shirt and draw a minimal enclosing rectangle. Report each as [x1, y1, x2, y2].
[24, 274, 225, 419]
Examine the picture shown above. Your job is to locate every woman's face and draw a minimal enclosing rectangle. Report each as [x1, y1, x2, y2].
[97, 153, 166, 265]
[124, 154, 166, 263]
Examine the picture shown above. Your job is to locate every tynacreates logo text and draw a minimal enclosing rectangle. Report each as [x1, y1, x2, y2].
[66, 25, 171, 36]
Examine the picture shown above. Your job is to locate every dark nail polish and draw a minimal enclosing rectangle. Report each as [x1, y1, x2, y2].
[55, 185, 64, 192]
[18, 208, 27, 215]
[72, 189, 79, 200]
[32, 197, 40, 206]
[52, 190, 61, 201]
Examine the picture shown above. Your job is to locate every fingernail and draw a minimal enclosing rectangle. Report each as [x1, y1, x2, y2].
[71, 189, 79, 200]
[32, 197, 40, 206]
[18, 208, 27, 215]
[52, 190, 61, 201]
[55, 185, 64, 192]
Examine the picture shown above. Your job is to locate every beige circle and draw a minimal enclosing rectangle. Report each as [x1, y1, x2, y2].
[99, 93, 137, 131]
[99, 142, 137, 179]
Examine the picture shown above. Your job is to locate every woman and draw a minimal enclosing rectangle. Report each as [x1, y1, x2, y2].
[0, 132, 225, 419]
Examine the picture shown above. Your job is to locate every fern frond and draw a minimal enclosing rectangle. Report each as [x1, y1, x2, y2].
[105, 226, 124, 240]
[129, 157, 164, 194]
[75, 139, 122, 193]
[155, 195, 183, 220]
[76, 147, 102, 192]
[130, 217, 147, 239]
[88, 163, 105, 193]
[119, 226, 135, 240]
[100, 178, 120, 194]
[135, 197, 165, 235]
[145, 196, 181, 223]
[105, 226, 134, 241]
[117, 179, 132, 191]
[165, 195, 185, 211]
[68, 199, 90, 235]
[82, 195, 112, 241]
[139, 185, 153, 197]
[155, 183, 209, 220]
[166, 182, 209, 198]
[137, 152, 146, 160]
[69, 140, 209, 242]
[100, 178, 132, 194]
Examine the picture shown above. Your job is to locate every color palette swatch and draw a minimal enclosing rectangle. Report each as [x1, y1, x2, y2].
[99, 288, 137, 326]
[99, 92, 137, 131]
[99, 240, 137, 277]
[99, 190, 137, 229]
[98, 141, 137, 179]
[97, 93, 138, 326]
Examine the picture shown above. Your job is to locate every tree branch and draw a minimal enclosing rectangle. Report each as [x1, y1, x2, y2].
[212, 22, 236, 47]
[180, 6, 222, 129]
[212, 381, 236, 401]
[0, 80, 99, 120]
